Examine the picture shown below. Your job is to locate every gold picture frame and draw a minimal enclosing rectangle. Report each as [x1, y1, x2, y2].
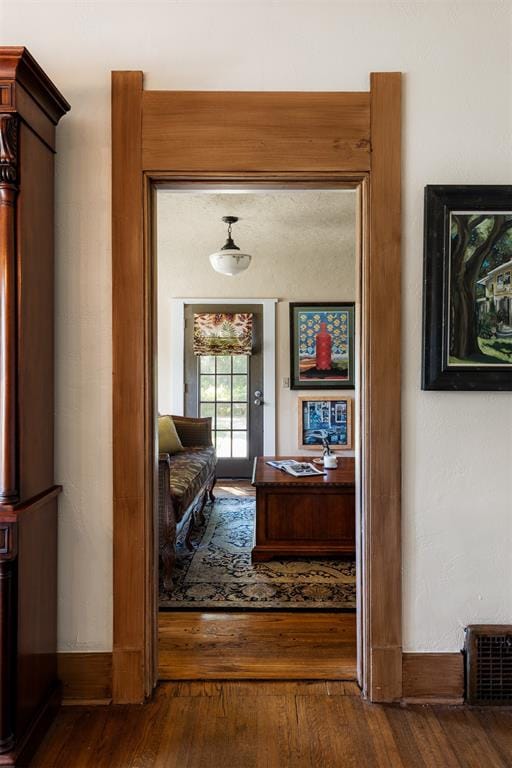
[298, 395, 353, 451]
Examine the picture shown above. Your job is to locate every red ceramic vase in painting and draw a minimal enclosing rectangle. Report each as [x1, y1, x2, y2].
[315, 322, 332, 370]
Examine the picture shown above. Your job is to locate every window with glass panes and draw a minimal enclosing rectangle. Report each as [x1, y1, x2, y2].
[198, 355, 248, 458]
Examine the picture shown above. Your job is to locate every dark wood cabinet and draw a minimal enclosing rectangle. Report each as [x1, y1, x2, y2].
[251, 456, 355, 562]
[0, 48, 69, 766]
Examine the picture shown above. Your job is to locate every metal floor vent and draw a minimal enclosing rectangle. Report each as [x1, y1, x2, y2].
[465, 625, 512, 705]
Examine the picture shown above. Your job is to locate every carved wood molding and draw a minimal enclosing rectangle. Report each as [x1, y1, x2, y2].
[0, 48, 70, 126]
[0, 113, 19, 504]
[0, 114, 17, 191]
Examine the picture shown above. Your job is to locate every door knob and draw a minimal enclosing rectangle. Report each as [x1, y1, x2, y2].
[254, 390, 263, 406]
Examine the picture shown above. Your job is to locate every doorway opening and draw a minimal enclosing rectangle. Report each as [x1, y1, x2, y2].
[156, 185, 360, 679]
[112, 73, 402, 703]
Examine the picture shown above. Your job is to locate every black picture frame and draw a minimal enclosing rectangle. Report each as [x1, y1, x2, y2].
[422, 185, 512, 391]
[289, 302, 355, 390]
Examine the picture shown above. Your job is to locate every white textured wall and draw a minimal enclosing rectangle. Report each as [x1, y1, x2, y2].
[156, 190, 356, 456]
[2, 1, 511, 653]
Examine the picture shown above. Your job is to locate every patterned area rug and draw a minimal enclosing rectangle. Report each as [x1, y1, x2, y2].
[159, 496, 356, 610]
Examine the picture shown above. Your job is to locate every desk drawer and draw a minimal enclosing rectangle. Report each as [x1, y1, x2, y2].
[265, 491, 354, 542]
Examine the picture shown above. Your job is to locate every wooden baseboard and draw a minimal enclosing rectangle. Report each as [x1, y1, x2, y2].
[369, 646, 402, 702]
[402, 652, 464, 704]
[56, 650, 463, 706]
[58, 652, 112, 704]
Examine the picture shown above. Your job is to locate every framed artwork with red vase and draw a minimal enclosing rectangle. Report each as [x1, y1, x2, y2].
[289, 302, 355, 389]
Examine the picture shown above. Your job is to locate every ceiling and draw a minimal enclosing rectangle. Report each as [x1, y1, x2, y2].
[156, 189, 356, 297]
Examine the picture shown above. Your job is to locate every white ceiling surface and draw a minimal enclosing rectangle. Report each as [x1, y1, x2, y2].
[156, 190, 356, 298]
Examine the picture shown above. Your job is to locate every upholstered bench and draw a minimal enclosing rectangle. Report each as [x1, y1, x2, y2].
[158, 415, 217, 590]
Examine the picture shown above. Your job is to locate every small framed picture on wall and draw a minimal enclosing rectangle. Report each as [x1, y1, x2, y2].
[289, 302, 355, 390]
[298, 395, 352, 450]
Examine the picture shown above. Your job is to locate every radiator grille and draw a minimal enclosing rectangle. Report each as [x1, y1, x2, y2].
[465, 625, 512, 705]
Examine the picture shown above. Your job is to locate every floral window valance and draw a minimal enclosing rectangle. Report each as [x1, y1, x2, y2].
[193, 313, 253, 356]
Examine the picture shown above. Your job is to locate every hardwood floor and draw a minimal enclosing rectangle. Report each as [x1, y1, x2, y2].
[29, 467, 508, 764]
[159, 612, 357, 680]
[31, 680, 512, 767]
[160, 480, 357, 681]
[215, 478, 255, 497]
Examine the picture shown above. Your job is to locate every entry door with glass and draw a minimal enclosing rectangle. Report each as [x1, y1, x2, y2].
[184, 304, 264, 478]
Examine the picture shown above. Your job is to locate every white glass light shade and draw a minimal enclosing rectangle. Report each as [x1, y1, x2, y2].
[209, 249, 252, 276]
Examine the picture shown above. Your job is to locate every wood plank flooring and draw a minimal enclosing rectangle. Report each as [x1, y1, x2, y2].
[31, 680, 512, 767]
[159, 612, 357, 680]
[160, 479, 357, 681]
[215, 478, 255, 497]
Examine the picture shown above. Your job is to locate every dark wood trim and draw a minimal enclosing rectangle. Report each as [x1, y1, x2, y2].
[0, 528, 16, 753]
[0, 113, 19, 504]
[0, 48, 70, 125]
[112, 75, 402, 703]
[13, 83, 56, 152]
[402, 652, 464, 704]
[0, 485, 62, 522]
[58, 653, 112, 704]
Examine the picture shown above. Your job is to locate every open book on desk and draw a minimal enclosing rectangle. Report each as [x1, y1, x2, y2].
[265, 459, 326, 477]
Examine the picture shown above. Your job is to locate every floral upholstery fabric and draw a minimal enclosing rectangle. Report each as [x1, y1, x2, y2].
[168, 446, 216, 522]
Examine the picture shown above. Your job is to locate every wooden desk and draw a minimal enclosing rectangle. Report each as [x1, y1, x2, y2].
[251, 456, 355, 562]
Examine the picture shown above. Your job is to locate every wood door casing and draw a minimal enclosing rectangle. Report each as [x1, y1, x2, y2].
[142, 91, 371, 172]
[112, 75, 401, 704]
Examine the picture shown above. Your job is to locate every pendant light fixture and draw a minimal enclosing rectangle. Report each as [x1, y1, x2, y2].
[209, 216, 252, 276]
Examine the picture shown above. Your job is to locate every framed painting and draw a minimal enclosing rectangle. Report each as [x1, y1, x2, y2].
[422, 186, 512, 390]
[290, 302, 355, 389]
[298, 395, 352, 450]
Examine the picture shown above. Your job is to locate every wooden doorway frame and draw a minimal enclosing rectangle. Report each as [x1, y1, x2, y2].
[112, 74, 401, 704]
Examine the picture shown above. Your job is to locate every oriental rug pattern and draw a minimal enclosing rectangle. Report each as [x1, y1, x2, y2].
[159, 496, 356, 610]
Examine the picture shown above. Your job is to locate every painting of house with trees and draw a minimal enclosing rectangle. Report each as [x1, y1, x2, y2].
[449, 212, 512, 366]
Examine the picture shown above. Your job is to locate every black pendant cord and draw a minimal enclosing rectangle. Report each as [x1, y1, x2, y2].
[221, 215, 240, 252]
